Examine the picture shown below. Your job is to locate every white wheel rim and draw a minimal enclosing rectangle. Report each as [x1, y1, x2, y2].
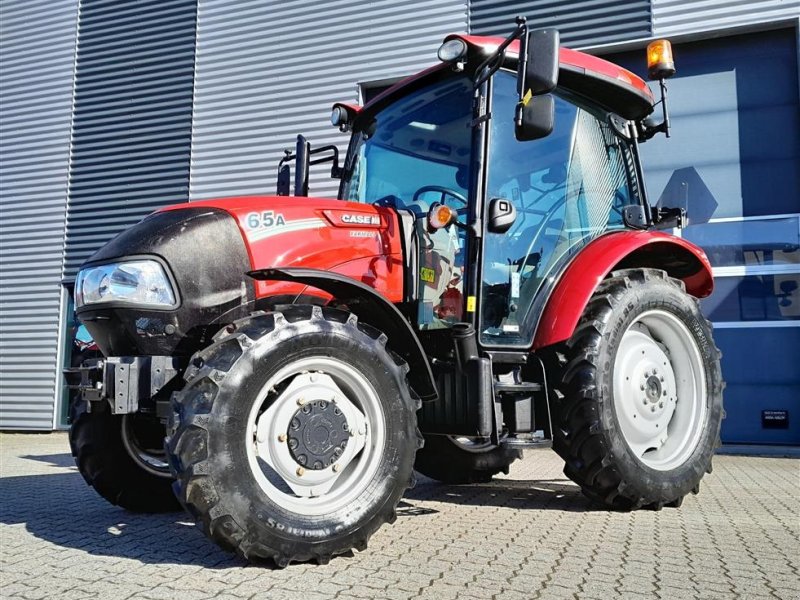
[612, 309, 707, 471]
[245, 356, 386, 516]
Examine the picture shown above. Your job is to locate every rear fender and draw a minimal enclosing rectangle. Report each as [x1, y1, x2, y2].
[249, 267, 438, 401]
[532, 231, 713, 350]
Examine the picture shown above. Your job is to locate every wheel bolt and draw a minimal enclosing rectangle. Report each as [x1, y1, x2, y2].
[640, 384, 645, 391]
[332, 464, 340, 472]
[650, 406, 656, 413]
[659, 402, 664, 409]
[296, 397, 305, 406]
[660, 376, 665, 382]
[663, 390, 667, 396]
[643, 399, 648, 405]
[277, 433, 287, 443]
[296, 467, 305, 477]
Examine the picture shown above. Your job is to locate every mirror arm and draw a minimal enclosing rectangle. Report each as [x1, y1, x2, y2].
[474, 16, 527, 88]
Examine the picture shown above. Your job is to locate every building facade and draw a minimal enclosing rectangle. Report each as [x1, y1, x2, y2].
[1, 0, 798, 444]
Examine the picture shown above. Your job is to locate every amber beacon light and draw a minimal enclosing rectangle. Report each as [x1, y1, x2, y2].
[647, 39, 676, 81]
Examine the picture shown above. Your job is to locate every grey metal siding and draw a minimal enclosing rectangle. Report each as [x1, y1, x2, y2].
[469, 0, 651, 47]
[0, 0, 78, 429]
[652, 0, 800, 37]
[64, 0, 198, 278]
[189, 0, 468, 201]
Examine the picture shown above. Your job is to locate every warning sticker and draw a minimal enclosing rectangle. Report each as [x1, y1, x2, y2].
[420, 267, 436, 284]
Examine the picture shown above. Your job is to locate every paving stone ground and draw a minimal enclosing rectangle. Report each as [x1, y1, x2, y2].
[1, 432, 798, 600]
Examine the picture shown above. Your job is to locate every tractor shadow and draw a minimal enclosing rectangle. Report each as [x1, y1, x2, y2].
[0, 459, 247, 570]
[407, 473, 602, 513]
[1, 451, 598, 569]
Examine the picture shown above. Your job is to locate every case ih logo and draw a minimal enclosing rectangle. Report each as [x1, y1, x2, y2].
[341, 214, 380, 225]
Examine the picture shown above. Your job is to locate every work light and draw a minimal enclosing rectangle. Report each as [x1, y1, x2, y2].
[437, 39, 468, 63]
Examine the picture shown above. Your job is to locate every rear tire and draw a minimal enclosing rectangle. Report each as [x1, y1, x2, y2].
[414, 435, 521, 483]
[548, 268, 723, 510]
[69, 400, 180, 513]
[166, 306, 421, 566]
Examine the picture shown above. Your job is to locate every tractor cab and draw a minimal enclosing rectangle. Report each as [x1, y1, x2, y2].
[278, 24, 677, 360]
[335, 53, 647, 351]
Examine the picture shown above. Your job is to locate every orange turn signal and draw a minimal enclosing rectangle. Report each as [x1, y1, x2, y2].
[427, 203, 456, 230]
[646, 39, 676, 80]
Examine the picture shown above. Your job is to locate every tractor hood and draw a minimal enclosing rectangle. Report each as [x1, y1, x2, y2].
[161, 195, 405, 303]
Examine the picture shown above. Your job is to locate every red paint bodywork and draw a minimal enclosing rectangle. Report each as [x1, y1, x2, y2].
[360, 35, 653, 117]
[531, 231, 714, 350]
[455, 35, 653, 101]
[161, 196, 405, 303]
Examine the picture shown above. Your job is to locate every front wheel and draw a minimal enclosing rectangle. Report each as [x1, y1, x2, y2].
[549, 268, 724, 510]
[166, 306, 421, 566]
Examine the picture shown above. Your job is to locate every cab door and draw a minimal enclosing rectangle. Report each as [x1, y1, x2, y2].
[479, 71, 642, 347]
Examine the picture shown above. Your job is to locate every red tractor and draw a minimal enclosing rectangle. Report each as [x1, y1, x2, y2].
[69, 19, 723, 566]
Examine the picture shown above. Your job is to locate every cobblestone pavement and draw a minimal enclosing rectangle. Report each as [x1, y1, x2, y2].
[1, 433, 798, 600]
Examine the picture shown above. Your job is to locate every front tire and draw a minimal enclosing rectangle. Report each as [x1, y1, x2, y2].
[415, 435, 521, 483]
[166, 306, 421, 566]
[549, 268, 724, 510]
[69, 400, 180, 512]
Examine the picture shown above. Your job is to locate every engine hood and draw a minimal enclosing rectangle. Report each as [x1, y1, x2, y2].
[161, 195, 405, 303]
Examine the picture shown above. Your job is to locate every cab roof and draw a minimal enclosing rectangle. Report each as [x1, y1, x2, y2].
[360, 34, 655, 122]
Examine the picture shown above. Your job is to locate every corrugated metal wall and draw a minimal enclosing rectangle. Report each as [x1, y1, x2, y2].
[652, 0, 800, 36]
[0, 0, 78, 429]
[63, 0, 198, 279]
[189, 0, 468, 201]
[469, 0, 651, 47]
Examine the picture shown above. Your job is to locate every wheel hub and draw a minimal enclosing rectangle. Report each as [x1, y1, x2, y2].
[288, 400, 349, 470]
[254, 371, 368, 498]
[645, 375, 662, 403]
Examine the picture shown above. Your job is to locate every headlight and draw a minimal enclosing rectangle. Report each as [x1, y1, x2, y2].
[75, 260, 177, 308]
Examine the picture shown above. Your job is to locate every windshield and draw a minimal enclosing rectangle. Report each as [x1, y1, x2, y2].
[340, 76, 474, 213]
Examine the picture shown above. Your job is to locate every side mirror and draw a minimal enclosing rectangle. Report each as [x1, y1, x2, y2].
[515, 94, 554, 141]
[520, 28, 559, 96]
[487, 198, 517, 233]
[515, 28, 559, 142]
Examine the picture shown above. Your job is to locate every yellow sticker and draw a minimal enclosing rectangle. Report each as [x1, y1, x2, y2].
[522, 88, 533, 106]
[420, 267, 435, 283]
[467, 296, 476, 312]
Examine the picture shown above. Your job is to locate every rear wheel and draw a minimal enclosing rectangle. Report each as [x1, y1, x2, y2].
[166, 306, 421, 566]
[549, 268, 724, 510]
[69, 400, 180, 512]
[415, 434, 521, 483]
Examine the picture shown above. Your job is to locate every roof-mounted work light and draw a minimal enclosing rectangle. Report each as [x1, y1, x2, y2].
[330, 103, 358, 132]
[438, 39, 468, 71]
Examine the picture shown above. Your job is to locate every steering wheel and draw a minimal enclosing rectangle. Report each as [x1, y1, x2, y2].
[412, 185, 468, 206]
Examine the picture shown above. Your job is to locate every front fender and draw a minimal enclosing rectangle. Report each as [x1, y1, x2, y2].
[249, 267, 438, 401]
[532, 231, 713, 350]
